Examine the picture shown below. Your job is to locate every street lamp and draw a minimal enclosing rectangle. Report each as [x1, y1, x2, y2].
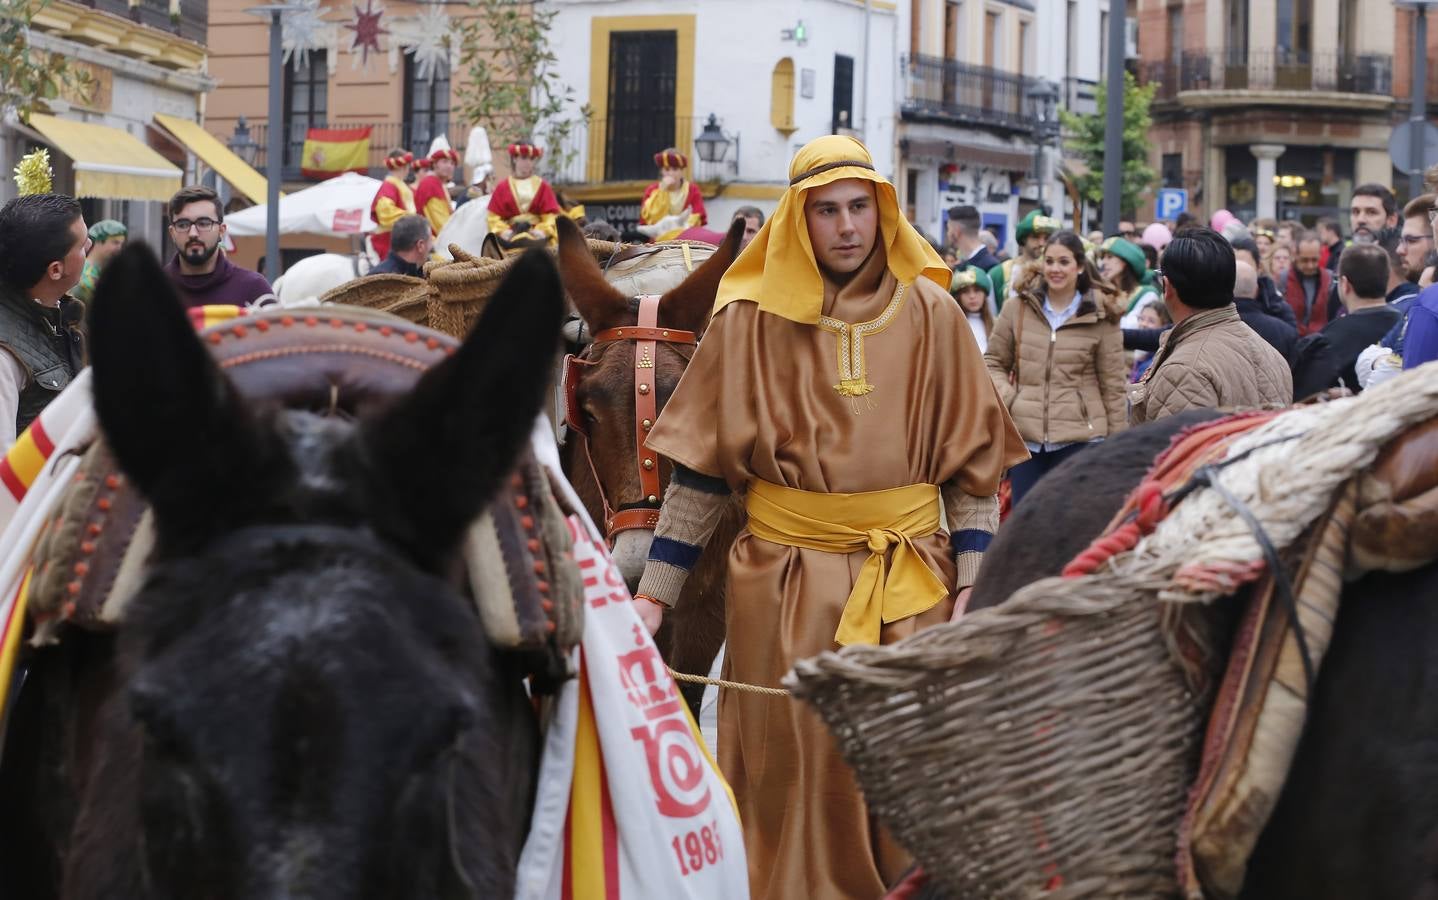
[1026, 79, 1062, 211]
[1396, 0, 1438, 198]
[245, 3, 304, 284]
[227, 116, 259, 166]
[694, 114, 732, 164]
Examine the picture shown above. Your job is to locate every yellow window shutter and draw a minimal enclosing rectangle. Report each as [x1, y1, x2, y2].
[771, 58, 797, 134]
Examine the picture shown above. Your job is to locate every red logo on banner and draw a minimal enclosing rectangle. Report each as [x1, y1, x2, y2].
[332, 208, 364, 233]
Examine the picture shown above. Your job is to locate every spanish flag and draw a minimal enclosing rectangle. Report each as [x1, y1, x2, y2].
[301, 126, 372, 180]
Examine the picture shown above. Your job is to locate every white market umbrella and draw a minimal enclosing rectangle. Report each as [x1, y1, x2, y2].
[225, 172, 383, 237]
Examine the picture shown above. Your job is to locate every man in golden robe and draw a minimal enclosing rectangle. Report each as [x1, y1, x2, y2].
[637, 147, 707, 240]
[632, 135, 1028, 899]
[486, 141, 562, 246]
[369, 149, 416, 261]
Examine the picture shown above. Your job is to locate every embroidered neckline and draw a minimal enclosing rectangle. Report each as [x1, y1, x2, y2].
[817, 283, 907, 413]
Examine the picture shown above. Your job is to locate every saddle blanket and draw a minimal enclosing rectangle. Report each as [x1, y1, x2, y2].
[0, 378, 749, 900]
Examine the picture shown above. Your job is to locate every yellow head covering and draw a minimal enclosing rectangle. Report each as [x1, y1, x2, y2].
[713, 135, 950, 324]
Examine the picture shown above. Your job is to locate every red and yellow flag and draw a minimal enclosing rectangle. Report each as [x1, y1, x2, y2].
[301, 126, 372, 180]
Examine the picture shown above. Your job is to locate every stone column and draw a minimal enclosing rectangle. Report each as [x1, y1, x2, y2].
[1251, 143, 1286, 220]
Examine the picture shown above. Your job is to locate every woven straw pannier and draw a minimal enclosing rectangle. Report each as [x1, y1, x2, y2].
[788, 574, 1212, 900]
[317, 273, 430, 324]
[322, 239, 721, 340]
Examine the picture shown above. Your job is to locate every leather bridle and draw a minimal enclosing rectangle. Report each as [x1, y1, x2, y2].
[562, 294, 696, 542]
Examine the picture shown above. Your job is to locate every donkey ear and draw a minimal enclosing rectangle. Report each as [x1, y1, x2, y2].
[362, 248, 564, 566]
[659, 216, 745, 336]
[89, 243, 287, 540]
[555, 215, 627, 332]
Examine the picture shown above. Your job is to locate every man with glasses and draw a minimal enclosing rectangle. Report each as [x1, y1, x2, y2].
[1117, 220, 1136, 240]
[1399, 195, 1436, 288]
[162, 186, 274, 309]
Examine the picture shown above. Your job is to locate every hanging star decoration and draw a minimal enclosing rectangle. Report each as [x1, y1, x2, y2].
[13, 149, 54, 196]
[391, 2, 451, 84]
[282, 0, 336, 72]
[343, 0, 387, 68]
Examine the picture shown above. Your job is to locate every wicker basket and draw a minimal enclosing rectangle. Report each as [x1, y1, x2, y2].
[318, 274, 430, 323]
[787, 574, 1211, 899]
[419, 237, 718, 339]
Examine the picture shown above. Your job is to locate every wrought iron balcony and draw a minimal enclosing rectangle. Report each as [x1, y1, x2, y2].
[1140, 49, 1393, 101]
[79, 0, 208, 45]
[901, 54, 1037, 133]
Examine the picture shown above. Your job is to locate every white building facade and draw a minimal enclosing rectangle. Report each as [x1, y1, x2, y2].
[546, 0, 899, 230]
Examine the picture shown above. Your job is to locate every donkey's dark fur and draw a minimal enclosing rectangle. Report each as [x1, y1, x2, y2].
[555, 216, 746, 704]
[959, 412, 1438, 900]
[0, 243, 564, 899]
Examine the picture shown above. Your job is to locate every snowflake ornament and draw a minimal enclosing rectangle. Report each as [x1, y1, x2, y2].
[282, 0, 338, 72]
[390, 3, 452, 84]
[343, 0, 387, 69]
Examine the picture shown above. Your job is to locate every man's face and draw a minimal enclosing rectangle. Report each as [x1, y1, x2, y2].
[1118, 221, 1136, 239]
[804, 178, 878, 278]
[414, 235, 432, 258]
[1401, 213, 1433, 279]
[1294, 239, 1322, 277]
[736, 214, 761, 248]
[1023, 232, 1047, 260]
[171, 200, 225, 267]
[92, 235, 125, 265]
[433, 158, 455, 181]
[1349, 194, 1391, 237]
[52, 217, 90, 293]
[660, 165, 684, 188]
[512, 156, 536, 179]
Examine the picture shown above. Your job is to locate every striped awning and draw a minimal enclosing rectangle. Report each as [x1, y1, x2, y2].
[27, 114, 182, 202]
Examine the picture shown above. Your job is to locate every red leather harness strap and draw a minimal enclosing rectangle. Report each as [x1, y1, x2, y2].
[560, 295, 697, 543]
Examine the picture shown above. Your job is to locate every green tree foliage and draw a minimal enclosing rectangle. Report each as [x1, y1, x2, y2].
[455, 0, 589, 178]
[1059, 72, 1157, 218]
[0, 0, 90, 122]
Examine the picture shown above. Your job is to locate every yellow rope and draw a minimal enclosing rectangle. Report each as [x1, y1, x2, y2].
[668, 667, 791, 697]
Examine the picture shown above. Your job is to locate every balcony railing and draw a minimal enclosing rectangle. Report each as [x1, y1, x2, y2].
[80, 0, 208, 45]
[1140, 49, 1393, 101]
[901, 54, 1036, 133]
[252, 121, 457, 181]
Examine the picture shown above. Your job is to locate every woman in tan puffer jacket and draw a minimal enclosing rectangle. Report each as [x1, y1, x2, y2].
[984, 230, 1129, 506]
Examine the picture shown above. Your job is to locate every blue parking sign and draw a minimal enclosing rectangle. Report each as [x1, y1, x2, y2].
[1156, 188, 1188, 220]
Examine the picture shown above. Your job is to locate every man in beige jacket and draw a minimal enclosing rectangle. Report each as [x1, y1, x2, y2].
[1130, 227, 1292, 424]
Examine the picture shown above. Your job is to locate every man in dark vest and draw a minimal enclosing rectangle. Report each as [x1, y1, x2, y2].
[0, 192, 89, 449]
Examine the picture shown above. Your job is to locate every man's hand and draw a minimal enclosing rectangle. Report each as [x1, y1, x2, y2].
[636, 595, 665, 634]
[949, 586, 973, 623]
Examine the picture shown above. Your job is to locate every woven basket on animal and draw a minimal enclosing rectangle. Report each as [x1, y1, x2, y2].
[787, 364, 1438, 900]
[317, 238, 724, 340]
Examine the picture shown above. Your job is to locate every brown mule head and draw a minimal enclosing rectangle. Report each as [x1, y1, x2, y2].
[557, 215, 745, 584]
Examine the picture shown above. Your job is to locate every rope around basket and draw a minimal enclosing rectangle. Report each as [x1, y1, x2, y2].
[668, 667, 791, 697]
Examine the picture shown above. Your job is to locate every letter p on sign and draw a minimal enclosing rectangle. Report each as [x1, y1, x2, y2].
[1156, 188, 1188, 220]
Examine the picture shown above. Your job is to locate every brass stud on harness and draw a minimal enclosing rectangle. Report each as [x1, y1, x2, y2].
[638, 383, 651, 395]
[642, 418, 653, 429]
[648, 494, 658, 503]
[642, 458, 655, 470]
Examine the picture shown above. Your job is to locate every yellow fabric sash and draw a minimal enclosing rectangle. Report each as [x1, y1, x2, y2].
[745, 480, 947, 647]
